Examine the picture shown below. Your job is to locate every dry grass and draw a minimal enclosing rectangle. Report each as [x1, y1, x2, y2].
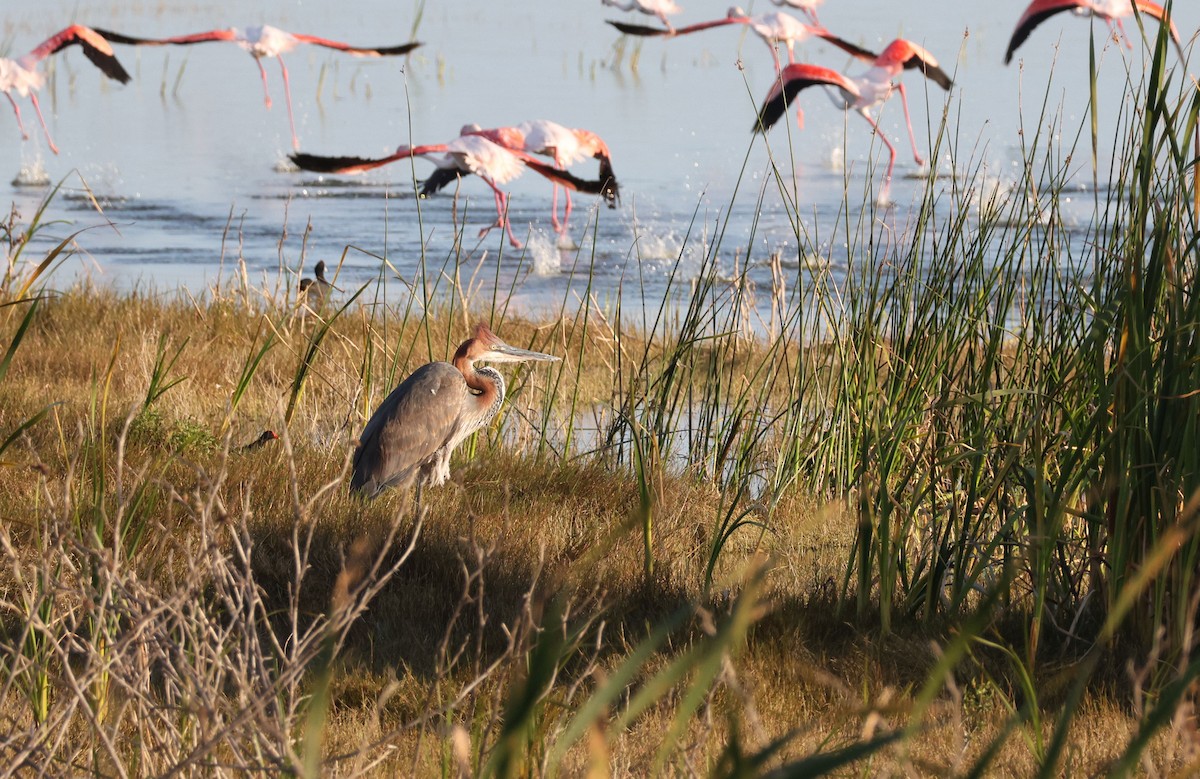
[1, 282, 1196, 776]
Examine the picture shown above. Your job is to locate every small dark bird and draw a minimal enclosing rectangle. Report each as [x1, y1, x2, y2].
[350, 323, 560, 500]
[240, 430, 279, 451]
[299, 260, 333, 311]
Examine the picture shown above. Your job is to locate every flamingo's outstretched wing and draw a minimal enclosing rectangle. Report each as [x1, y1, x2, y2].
[605, 18, 737, 38]
[524, 158, 620, 207]
[21, 25, 131, 83]
[752, 64, 860, 132]
[290, 150, 415, 175]
[289, 35, 422, 56]
[876, 39, 954, 89]
[814, 33, 878, 64]
[1004, 0, 1091, 64]
[422, 157, 619, 207]
[91, 27, 238, 47]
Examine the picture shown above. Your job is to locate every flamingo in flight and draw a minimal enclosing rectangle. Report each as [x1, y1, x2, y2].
[769, 0, 825, 25]
[753, 39, 953, 205]
[290, 135, 613, 249]
[601, 0, 683, 33]
[1, 25, 131, 154]
[92, 25, 421, 149]
[609, 6, 873, 73]
[606, 7, 875, 74]
[1005, 0, 1183, 64]
[423, 121, 619, 234]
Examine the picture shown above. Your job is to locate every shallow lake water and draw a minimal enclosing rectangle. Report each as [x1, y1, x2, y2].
[3, 0, 1197, 321]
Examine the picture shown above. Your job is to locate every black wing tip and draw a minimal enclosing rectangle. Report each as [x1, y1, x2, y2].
[605, 19, 669, 36]
[377, 41, 423, 55]
[752, 97, 787, 134]
[908, 58, 954, 90]
[419, 166, 463, 197]
[289, 153, 369, 173]
[90, 27, 155, 46]
[81, 47, 132, 84]
[929, 66, 954, 90]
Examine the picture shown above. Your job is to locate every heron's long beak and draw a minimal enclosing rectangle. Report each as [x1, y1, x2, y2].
[481, 343, 561, 364]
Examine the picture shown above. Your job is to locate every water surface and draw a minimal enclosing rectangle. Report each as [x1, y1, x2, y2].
[3, 0, 1195, 318]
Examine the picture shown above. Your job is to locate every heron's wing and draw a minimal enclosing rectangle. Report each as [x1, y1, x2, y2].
[752, 64, 860, 133]
[351, 362, 466, 495]
[289, 34, 422, 56]
[21, 25, 132, 83]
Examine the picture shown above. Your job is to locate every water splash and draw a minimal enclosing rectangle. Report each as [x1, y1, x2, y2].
[528, 233, 562, 276]
[11, 160, 50, 188]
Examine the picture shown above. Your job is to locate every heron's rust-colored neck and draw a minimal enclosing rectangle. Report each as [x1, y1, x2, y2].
[452, 325, 502, 399]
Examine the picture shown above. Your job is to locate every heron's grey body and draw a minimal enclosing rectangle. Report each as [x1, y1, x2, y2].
[350, 324, 558, 500]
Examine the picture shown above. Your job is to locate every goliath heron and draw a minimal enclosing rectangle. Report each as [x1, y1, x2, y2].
[350, 324, 559, 500]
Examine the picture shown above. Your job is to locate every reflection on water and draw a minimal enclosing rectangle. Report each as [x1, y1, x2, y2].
[2, 0, 1196, 322]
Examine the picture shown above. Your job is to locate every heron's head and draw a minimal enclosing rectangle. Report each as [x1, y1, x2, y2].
[459, 323, 560, 366]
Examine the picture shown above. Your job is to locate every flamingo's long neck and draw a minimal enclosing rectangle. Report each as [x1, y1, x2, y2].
[404, 143, 449, 158]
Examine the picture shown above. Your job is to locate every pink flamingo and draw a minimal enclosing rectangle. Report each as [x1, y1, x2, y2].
[600, 0, 683, 33]
[769, 0, 825, 25]
[1, 25, 131, 154]
[92, 24, 421, 149]
[291, 135, 611, 249]
[753, 39, 953, 204]
[450, 121, 617, 232]
[1005, 0, 1183, 64]
[606, 7, 875, 74]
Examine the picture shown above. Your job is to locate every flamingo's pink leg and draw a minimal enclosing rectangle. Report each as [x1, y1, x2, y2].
[254, 56, 272, 108]
[5, 92, 29, 140]
[561, 185, 573, 231]
[895, 83, 924, 166]
[277, 56, 299, 149]
[762, 41, 783, 73]
[859, 109, 897, 204]
[549, 183, 563, 232]
[27, 91, 58, 154]
[478, 176, 522, 249]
